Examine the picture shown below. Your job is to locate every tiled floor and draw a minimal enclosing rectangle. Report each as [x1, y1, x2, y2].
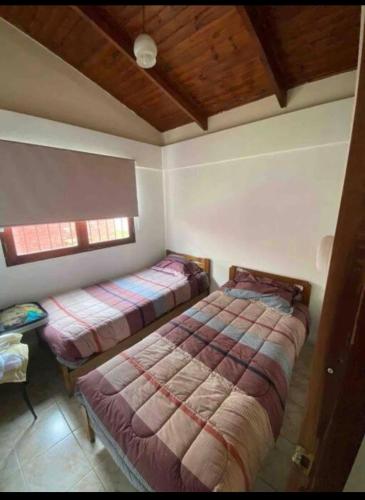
[253, 340, 314, 492]
[0, 333, 314, 492]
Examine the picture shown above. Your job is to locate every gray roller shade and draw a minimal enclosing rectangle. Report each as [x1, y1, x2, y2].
[0, 139, 138, 226]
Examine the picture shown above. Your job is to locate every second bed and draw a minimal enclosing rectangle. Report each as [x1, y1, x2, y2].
[39, 250, 210, 393]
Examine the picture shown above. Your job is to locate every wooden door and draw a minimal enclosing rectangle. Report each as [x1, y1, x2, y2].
[286, 8, 365, 492]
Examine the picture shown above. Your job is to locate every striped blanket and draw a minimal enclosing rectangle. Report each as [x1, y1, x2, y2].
[77, 289, 308, 492]
[40, 267, 209, 365]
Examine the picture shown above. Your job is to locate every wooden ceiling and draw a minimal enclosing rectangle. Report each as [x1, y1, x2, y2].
[0, 5, 360, 132]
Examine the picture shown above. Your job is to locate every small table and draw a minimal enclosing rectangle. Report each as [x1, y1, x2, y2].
[0, 302, 49, 336]
[0, 303, 49, 419]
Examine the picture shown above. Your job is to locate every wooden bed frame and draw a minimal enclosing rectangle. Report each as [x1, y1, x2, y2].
[229, 265, 312, 306]
[58, 250, 211, 395]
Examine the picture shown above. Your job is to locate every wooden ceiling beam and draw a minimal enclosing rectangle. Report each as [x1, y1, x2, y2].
[72, 5, 208, 130]
[236, 6, 287, 108]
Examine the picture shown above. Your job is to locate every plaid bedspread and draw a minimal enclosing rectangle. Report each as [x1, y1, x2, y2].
[40, 268, 209, 364]
[77, 289, 308, 492]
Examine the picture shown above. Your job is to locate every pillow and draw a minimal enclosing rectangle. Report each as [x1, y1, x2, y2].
[222, 288, 293, 314]
[224, 269, 302, 305]
[152, 254, 203, 278]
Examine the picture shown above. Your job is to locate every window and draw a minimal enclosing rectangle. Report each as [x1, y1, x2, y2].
[1, 217, 135, 266]
[12, 222, 78, 255]
[86, 218, 130, 245]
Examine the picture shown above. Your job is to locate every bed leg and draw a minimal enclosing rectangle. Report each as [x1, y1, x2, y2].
[60, 365, 74, 397]
[81, 406, 95, 443]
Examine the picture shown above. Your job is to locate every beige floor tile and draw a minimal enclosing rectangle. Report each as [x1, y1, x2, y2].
[259, 443, 294, 491]
[275, 435, 296, 456]
[57, 394, 85, 431]
[252, 476, 276, 492]
[0, 467, 29, 492]
[15, 403, 71, 464]
[295, 342, 314, 379]
[287, 370, 310, 409]
[26, 383, 59, 416]
[94, 452, 138, 492]
[68, 470, 105, 492]
[0, 385, 28, 422]
[280, 399, 304, 445]
[0, 450, 20, 484]
[0, 407, 35, 453]
[73, 427, 107, 466]
[0, 387, 55, 431]
[22, 433, 91, 492]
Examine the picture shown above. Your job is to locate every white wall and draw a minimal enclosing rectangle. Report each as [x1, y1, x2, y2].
[0, 19, 162, 146]
[0, 98, 354, 340]
[163, 99, 353, 340]
[0, 111, 165, 307]
[162, 71, 356, 145]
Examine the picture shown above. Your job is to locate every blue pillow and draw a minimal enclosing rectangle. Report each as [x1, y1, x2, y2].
[222, 287, 293, 314]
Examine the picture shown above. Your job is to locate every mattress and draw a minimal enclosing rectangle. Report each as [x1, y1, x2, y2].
[40, 267, 209, 365]
[76, 289, 309, 492]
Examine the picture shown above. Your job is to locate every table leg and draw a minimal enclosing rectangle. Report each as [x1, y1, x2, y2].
[21, 382, 37, 420]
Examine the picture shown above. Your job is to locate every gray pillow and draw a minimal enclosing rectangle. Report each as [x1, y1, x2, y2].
[222, 287, 293, 314]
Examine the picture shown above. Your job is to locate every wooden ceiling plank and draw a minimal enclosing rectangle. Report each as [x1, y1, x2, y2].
[72, 5, 208, 130]
[236, 5, 287, 108]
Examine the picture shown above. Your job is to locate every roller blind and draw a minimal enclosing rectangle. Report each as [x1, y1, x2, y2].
[0, 139, 138, 227]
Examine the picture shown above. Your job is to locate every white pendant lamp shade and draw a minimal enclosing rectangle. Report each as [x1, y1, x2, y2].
[133, 33, 157, 69]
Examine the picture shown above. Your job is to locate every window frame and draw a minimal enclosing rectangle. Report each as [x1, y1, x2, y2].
[0, 218, 136, 267]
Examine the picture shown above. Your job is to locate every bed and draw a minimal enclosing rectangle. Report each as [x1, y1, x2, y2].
[76, 265, 311, 492]
[39, 250, 210, 394]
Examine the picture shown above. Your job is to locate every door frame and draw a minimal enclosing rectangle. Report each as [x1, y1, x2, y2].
[286, 7, 365, 491]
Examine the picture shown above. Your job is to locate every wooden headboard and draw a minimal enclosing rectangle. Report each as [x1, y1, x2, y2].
[166, 250, 211, 275]
[229, 265, 311, 306]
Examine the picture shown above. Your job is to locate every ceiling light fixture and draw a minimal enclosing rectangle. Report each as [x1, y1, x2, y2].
[133, 5, 157, 69]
